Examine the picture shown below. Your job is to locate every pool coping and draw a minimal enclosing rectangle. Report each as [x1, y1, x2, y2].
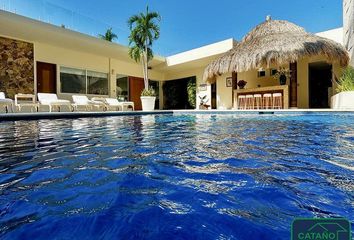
[0, 109, 354, 121]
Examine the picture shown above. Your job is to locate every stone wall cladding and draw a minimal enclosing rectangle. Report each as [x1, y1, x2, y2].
[0, 36, 34, 99]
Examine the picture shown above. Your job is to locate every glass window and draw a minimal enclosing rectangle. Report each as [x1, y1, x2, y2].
[116, 75, 129, 101]
[87, 71, 108, 95]
[60, 67, 109, 95]
[257, 70, 266, 77]
[60, 67, 86, 94]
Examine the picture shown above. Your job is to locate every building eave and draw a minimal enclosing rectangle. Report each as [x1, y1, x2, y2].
[0, 10, 165, 67]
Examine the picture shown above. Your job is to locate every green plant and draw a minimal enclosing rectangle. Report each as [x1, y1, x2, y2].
[336, 66, 354, 92]
[199, 95, 208, 105]
[128, 6, 161, 92]
[187, 79, 196, 108]
[273, 67, 291, 80]
[98, 28, 117, 42]
[141, 87, 156, 97]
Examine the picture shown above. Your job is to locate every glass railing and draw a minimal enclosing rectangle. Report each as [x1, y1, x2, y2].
[0, 0, 129, 44]
[0, 0, 177, 56]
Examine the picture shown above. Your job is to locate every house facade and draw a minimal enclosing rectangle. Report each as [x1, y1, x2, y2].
[0, 10, 237, 110]
[0, 5, 352, 110]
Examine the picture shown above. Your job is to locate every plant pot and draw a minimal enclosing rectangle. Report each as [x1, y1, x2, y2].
[239, 86, 245, 89]
[279, 75, 287, 85]
[199, 104, 210, 110]
[331, 91, 354, 109]
[140, 96, 156, 111]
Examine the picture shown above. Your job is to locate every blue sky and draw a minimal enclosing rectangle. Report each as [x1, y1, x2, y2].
[4, 0, 343, 56]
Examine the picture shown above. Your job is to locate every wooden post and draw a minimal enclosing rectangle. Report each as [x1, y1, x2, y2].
[289, 62, 297, 108]
[232, 72, 237, 109]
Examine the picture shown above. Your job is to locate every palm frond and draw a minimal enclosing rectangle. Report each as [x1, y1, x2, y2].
[127, 5, 161, 89]
[98, 27, 117, 42]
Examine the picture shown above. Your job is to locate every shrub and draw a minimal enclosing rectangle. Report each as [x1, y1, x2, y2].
[187, 79, 196, 108]
[141, 87, 156, 96]
[337, 66, 354, 92]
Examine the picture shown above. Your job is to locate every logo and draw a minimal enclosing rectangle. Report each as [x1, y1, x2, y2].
[292, 218, 351, 240]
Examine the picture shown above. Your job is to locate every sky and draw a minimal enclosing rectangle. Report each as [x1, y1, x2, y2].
[3, 0, 343, 56]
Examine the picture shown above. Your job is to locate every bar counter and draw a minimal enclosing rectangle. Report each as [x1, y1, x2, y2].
[234, 85, 289, 109]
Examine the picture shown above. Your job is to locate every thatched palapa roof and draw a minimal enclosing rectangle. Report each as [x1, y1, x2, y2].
[203, 17, 349, 83]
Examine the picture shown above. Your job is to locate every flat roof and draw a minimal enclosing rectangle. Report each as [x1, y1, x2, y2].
[0, 10, 238, 71]
[316, 27, 343, 45]
[154, 39, 236, 73]
[0, 10, 165, 66]
[0, 10, 345, 72]
[166, 39, 236, 66]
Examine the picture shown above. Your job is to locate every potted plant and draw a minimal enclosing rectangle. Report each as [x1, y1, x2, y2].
[273, 67, 291, 85]
[237, 80, 247, 89]
[331, 66, 354, 109]
[128, 6, 161, 111]
[199, 95, 210, 110]
[140, 87, 156, 111]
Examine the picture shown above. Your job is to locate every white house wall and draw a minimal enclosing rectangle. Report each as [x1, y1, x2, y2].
[344, 0, 354, 66]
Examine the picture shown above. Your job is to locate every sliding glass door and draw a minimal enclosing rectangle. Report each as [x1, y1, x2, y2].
[59, 66, 108, 95]
[116, 75, 129, 101]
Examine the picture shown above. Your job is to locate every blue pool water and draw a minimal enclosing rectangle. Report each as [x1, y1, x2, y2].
[0, 113, 353, 239]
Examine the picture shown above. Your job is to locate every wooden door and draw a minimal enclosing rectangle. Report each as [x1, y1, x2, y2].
[37, 62, 56, 93]
[129, 76, 145, 110]
[289, 62, 298, 108]
[211, 82, 217, 109]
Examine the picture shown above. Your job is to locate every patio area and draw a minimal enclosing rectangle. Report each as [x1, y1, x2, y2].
[203, 17, 349, 110]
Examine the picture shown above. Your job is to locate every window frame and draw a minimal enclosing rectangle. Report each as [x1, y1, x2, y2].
[87, 70, 109, 95]
[59, 66, 109, 96]
[116, 74, 130, 101]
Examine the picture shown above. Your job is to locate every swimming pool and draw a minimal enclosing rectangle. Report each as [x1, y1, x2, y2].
[0, 113, 353, 239]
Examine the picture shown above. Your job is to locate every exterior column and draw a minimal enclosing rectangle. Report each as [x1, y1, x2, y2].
[232, 72, 237, 109]
[289, 62, 298, 108]
[109, 58, 116, 98]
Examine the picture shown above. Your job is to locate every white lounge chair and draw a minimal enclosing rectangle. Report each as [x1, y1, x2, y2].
[121, 100, 134, 111]
[105, 98, 134, 111]
[15, 94, 39, 112]
[104, 98, 123, 111]
[72, 95, 106, 112]
[0, 92, 14, 113]
[37, 93, 72, 112]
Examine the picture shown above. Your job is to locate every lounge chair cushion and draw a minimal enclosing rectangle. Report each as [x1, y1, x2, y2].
[73, 95, 105, 106]
[38, 93, 58, 102]
[38, 93, 70, 105]
[90, 100, 105, 105]
[105, 98, 121, 106]
[0, 99, 13, 103]
[45, 100, 71, 105]
[0, 92, 13, 104]
[72, 95, 90, 105]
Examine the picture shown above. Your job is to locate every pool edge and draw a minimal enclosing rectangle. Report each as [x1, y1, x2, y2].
[1, 109, 354, 121]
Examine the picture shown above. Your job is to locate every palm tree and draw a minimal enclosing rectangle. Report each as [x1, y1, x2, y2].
[128, 6, 161, 90]
[98, 28, 118, 42]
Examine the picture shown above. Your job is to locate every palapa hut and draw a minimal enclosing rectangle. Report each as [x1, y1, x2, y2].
[203, 16, 349, 109]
